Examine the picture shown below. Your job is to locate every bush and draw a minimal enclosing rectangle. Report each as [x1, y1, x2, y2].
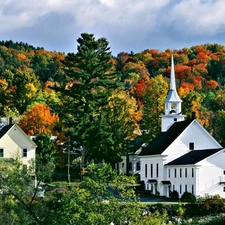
[197, 194, 225, 215]
[181, 192, 196, 203]
[136, 180, 145, 191]
[170, 190, 179, 199]
[184, 194, 225, 218]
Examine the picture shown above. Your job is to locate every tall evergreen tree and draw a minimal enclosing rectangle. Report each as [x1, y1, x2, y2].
[55, 33, 122, 164]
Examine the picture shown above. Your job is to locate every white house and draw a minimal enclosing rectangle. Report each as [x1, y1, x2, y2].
[0, 121, 36, 167]
[138, 56, 225, 198]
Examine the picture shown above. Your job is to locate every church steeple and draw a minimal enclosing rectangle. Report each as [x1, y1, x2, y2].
[165, 55, 182, 115]
[160, 55, 185, 132]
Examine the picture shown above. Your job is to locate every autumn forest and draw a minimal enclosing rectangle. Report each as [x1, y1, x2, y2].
[1, 34, 225, 168]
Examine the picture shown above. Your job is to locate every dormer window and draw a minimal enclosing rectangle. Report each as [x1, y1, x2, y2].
[189, 142, 194, 150]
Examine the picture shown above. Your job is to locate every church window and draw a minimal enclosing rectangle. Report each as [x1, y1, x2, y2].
[151, 164, 153, 177]
[145, 164, 147, 177]
[170, 103, 177, 114]
[156, 163, 159, 177]
[171, 103, 176, 110]
[180, 168, 182, 177]
[174, 169, 177, 178]
[192, 185, 194, 194]
[185, 185, 187, 192]
[180, 185, 182, 194]
[192, 168, 194, 177]
[185, 168, 187, 177]
[168, 169, 170, 178]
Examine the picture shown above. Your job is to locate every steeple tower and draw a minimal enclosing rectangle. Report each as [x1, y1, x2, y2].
[160, 55, 185, 132]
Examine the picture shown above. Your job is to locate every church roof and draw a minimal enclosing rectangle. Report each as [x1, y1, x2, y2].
[165, 90, 182, 102]
[139, 119, 193, 156]
[166, 148, 223, 165]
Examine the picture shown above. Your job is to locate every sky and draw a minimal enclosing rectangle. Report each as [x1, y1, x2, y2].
[1, 0, 225, 56]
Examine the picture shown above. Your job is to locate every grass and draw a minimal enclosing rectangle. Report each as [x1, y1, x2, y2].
[50, 180, 81, 189]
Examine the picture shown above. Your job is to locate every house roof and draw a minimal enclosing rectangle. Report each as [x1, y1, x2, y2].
[166, 148, 223, 166]
[0, 124, 14, 138]
[0, 124, 37, 147]
[139, 119, 193, 156]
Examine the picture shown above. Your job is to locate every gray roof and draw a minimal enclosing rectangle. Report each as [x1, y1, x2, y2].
[139, 119, 193, 156]
[0, 124, 14, 138]
[166, 149, 223, 165]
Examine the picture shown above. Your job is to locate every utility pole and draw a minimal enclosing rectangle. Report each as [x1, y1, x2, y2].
[68, 136, 71, 187]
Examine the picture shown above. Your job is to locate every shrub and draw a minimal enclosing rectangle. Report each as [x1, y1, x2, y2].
[197, 194, 225, 215]
[181, 192, 196, 203]
[184, 194, 225, 218]
[170, 190, 179, 199]
[141, 211, 167, 225]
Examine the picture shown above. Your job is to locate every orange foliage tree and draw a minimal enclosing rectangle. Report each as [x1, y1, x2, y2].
[178, 82, 195, 97]
[164, 64, 191, 83]
[19, 104, 59, 135]
[205, 80, 218, 89]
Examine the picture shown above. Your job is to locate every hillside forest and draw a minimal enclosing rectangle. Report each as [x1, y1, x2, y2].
[1, 34, 225, 168]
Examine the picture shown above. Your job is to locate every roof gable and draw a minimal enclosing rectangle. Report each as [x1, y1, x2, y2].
[0, 124, 37, 147]
[166, 149, 223, 165]
[139, 119, 193, 156]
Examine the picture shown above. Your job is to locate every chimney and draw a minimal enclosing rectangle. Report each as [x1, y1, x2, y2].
[9, 117, 13, 125]
[192, 112, 196, 120]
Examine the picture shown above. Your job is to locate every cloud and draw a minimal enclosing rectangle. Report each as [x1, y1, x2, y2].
[166, 0, 225, 35]
[0, 0, 225, 54]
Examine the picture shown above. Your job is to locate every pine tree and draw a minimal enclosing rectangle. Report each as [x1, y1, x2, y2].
[55, 33, 121, 164]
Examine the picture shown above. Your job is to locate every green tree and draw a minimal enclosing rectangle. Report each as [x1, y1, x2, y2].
[12, 69, 42, 114]
[209, 110, 225, 146]
[49, 161, 141, 225]
[34, 133, 57, 166]
[0, 157, 55, 224]
[89, 90, 142, 165]
[54, 33, 121, 164]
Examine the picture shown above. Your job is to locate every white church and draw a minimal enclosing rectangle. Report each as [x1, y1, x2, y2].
[120, 56, 225, 198]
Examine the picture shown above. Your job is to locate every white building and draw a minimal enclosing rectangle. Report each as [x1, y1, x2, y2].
[0, 122, 36, 166]
[138, 56, 225, 198]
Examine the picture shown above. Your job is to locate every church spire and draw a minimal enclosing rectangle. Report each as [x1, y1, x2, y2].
[164, 55, 182, 109]
[160, 55, 185, 132]
[170, 55, 176, 90]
